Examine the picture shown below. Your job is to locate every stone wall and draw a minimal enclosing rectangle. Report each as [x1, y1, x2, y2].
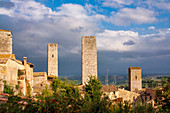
[0, 30, 12, 54]
[82, 36, 97, 85]
[33, 72, 47, 86]
[117, 89, 140, 103]
[0, 72, 4, 93]
[48, 43, 58, 77]
[128, 67, 142, 91]
[0, 57, 34, 96]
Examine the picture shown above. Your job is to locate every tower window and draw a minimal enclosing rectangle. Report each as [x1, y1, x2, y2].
[135, 76, 137, 80]
[52, 54, 54, 57]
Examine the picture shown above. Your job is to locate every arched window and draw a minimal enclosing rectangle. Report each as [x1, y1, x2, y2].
[52, 54, 54, 57]
[135, 76, 137, 80]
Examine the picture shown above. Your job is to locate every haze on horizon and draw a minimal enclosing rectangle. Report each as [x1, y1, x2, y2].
[0, 0, 170, 76]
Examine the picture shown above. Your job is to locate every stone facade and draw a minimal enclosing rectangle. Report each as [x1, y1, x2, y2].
[117, 89, 140, 103]
[0, 30, 12, 54]
[82, 36, 97, 85]
[33, 72, 47, 86]
[48, 43, 58, 77]
[128, 67, 142, 92]
[0, 55, 34, 96]
[0, 72, 4, 93]
[102, 85, 140, 103]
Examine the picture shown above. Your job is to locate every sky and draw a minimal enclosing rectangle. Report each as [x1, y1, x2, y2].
[0, 0, 170, 76]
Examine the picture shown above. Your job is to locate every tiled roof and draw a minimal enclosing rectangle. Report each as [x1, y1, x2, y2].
[48, 75, 56, 78]
[0, 29, 11, 32]
[33, 72, 47, 77]
[129, 67, 141, 69]
[0, 54, 16, 60]
[15, 59, 35, 67]
[102, 85, 118, 92]
[0, 58, 9, 64]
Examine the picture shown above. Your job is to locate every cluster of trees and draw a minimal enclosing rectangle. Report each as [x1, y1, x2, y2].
[155, 77, 170, 112]
[0, 76, 169, 113]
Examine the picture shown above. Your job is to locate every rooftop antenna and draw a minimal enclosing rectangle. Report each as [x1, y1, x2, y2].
[114, 75, 116, 85]
[112, 75, 114, 85]
[105, 68, 109, 85]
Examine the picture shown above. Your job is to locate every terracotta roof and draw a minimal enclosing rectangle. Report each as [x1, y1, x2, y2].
[0, 58, 9, 64]
[129, 67, 141, 69]
[0, 54, 16, 60]
[48, 75, 56, 78]
[33, 72, 47, 77]
[102, 85, 118, 92]
[48, 43, 58, 46]
[15, 59, 35, 67]
[0, 29, 11, 33]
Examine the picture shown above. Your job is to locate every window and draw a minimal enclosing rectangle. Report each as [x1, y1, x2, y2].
[135, 76, 137, 80]
[52, 54, 54, 57]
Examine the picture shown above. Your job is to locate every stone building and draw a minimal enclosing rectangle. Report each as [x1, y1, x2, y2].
[33, 72, 48, 95]
[0, 29, 34, 96]
[0, 30, 12, 54]
[128, 67, 142, 92]
[0, 55, 34, 95]
[33, 72, 47, 86]
[48, 43, 58, 77]
[102, 85, 140, 103]
[82, 36, 97, 85]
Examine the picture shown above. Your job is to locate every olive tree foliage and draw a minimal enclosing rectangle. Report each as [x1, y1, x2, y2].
[84, 76, 110, 113]
[84, 76, 102, 101]
[51, 77, 80, 98]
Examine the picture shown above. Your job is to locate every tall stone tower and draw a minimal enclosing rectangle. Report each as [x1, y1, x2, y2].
[128, 67, 142, 92]
[0, 30, 12, 54]
[82, 36, 97, 85]
[48, 43, 58, 77]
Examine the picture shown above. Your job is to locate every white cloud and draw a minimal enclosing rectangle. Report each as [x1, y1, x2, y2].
[102, 0, 133, 8]
[0, 7, 14, 16]
[96, 28, 170, 52]
[9, 0, 54, 20]
[1, 0, 105, 56]
[148, 26, 155, 30]
[145, 0, 170, 11]
[97, 30, 138, 52]
[108, 7, 157, 26]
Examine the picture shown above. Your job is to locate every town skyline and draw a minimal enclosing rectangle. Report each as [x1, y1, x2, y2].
[0, 0, 170, 75]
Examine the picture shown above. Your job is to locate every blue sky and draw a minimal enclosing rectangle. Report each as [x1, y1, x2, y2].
[0, 0, 170, 75]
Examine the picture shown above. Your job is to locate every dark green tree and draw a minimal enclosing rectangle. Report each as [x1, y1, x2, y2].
[85, 76, 102, 101]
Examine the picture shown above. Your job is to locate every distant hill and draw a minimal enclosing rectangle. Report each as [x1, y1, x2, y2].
[59, 73, 170, 85]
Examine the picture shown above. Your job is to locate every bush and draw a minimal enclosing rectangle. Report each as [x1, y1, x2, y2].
[3, 80, 14, 95]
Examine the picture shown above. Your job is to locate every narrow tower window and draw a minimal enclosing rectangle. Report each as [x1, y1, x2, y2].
[135, 76, 137, 80]
[52, 54, 54, 57]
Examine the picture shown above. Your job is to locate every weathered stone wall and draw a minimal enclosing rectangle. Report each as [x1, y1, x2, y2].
[33, 72, 47, 86]
[0, 72, 4, 93]
[128, 67, 142, 91]
[117, 89, 140, 103]
[82, 36, 97, 85]
[48, 43, 58, 77]
[0, 57, 34, 96]
[0, 30, 12, 54]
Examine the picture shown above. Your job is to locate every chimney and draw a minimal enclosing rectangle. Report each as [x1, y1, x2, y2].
[23, 57, 27, 66]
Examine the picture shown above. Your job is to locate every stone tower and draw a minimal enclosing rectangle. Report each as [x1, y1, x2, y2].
[82, 36, 97, 85]
[128, 67, 142, 91]
[0, 29, 12, 54]
[48, 43, 58, 77]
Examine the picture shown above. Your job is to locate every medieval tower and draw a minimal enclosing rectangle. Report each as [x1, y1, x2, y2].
[0, 30, 12, 54]
[128, 67, 142, 91]
[48, 43, 58, 77]
[82, 36, 97, 85]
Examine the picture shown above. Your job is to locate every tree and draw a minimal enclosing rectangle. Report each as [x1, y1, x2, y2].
[161, 78, 166, 87]
[51, 77, 62, 93]
[3, 80, 14, 95]
[85, 76, 102, 101]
